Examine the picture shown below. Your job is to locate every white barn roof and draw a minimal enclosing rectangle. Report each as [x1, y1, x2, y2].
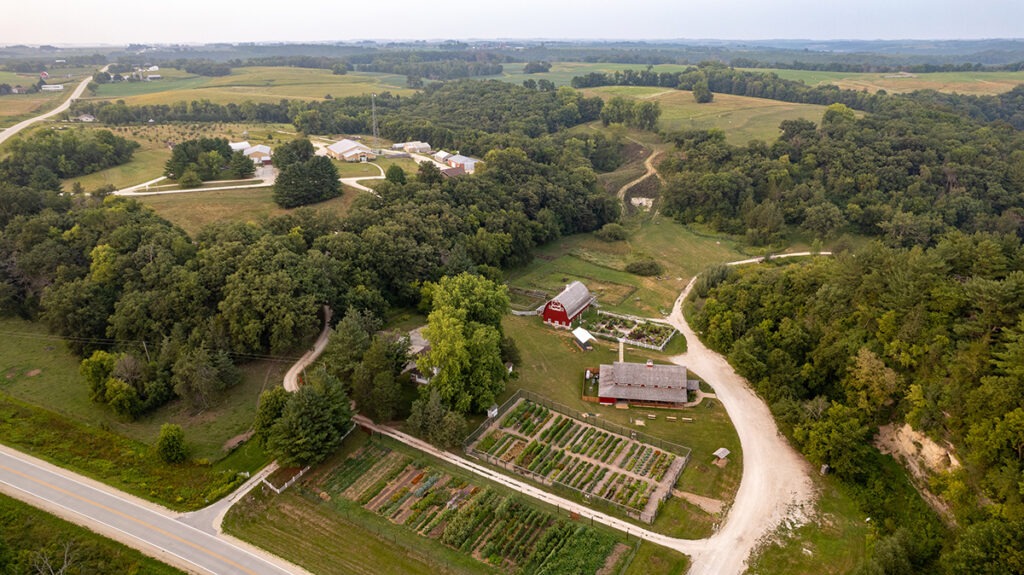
[327, 139, 369, 156]
[243, 144, 272, 156]
[572, 327, 596, 343]
[229, 141, 251, 152]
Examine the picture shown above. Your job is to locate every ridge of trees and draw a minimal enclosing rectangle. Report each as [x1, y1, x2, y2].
[0, 128, 139, 190]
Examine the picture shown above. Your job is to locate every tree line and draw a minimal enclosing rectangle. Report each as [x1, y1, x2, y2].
[690, 233, 1024, 573]
[658, 99, 1024, 247]
[0, 128, 138, 192]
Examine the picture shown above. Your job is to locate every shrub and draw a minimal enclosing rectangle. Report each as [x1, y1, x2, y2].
[625, 259, 663, 276]
[595, 223, 627, 242]
[156, 424, 188, 464]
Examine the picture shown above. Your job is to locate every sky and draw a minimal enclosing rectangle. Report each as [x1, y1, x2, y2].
[3, 0, 1023, 45]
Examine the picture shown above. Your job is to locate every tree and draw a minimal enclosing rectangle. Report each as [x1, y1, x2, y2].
[385, 164, 407, 185]
[420, 272, 510, 330]
[794, 402, 873, 479]
[156, 423, 188, 463]
[226, 151, 256, 179]
[273, 138, 315, 170]
[942, 518, 1024, 575]
[266, 368, 352, 466]
[693, 79, 714, 103]
[417, 161, 443, 185]
[172, 346, 238, 410]
[273, 156, 341, 208]
[321, 307, 378, 381]
[253, 387, 290, 447]
[407, 388, 466, 448]
[351, 334, 406, 422]
[80, 350, 117, 403]
[178, 168, 203, 189]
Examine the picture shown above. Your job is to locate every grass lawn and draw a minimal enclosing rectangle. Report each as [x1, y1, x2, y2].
[0, 494, 184, 574]
[624, 541, 689, 575]
[0, 68, 91, 128]
[504, 315, 742, 509]
[508, 216, 747, 317]
[745, 476, 869, 574]
[743, 67, 1024, 96]
[582, 86, 834, 144]
[86, 67, 414, 106]
[136, 186, 364, 237]
[333, 156, 420, 178]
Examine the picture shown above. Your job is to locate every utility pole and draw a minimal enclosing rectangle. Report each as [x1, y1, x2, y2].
[371, 93, 379, 152]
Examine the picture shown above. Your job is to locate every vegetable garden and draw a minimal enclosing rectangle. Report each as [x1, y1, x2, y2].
[468, 398, 688, 522]
[580, 311, 676, 350]
[318, 441, 623, 574]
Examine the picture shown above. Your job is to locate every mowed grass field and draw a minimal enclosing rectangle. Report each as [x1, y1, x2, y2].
[583, 85, 833, 144]
[136, 186, 366, 236]
[743, 67, 1024, 95]
[87, 66, 414, 106]
[0, 317, 281, 462]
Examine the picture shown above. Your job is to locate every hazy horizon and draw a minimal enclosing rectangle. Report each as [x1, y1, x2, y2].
[3, 0, 1022, 46]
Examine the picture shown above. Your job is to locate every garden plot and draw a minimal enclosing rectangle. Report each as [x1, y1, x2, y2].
[318, 442, 620, 573]
[468, 399, 687, 521]
[579, 312, 676, 350]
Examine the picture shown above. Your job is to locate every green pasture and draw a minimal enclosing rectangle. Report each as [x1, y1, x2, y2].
[87, 66, 414, 106]
[583, 86, 833, 144]
[743, 67, 1024, 95]
[490, 62, 693, 87]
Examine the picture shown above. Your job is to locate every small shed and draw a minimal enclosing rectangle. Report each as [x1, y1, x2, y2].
[572, 327, 596, 350]
[713, 447, 731, 461]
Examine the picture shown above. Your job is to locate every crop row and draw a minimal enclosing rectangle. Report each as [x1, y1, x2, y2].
[595, 472, 652, 511]
[323, 444, 391, 493]
[500, 400, 552, 438]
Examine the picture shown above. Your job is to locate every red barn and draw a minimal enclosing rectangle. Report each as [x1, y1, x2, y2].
[542, 281, 594, 329]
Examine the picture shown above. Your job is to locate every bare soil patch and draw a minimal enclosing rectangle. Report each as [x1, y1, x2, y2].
[597, 543, 633, 575]
[24, 369, 41, 377]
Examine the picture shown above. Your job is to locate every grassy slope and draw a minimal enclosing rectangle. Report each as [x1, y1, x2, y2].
[583, 86, 832, 144]
[0, 67, 92, 127]
[0, 317, 275, 462]
[136, 186, 364, 237]
[509, 216, 746, 317]
[0, 494, 184, 574]
[86, 67, 414, 106]
[625, 541, 690, 575]
[742, 67, 1024, 95]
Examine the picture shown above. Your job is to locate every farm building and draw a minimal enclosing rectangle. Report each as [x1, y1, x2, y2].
[146, 75, 162, 81]
[403, 141, 431, 154]
[74, 114, 96, 123]
[229, 141, 251, 152]
[11, 85, 26, 94]
[447, 154, 481, 174]
[326, 139, 376, 162]
[243, 144, 273, 165]
[572, 327, 596, 350]
[40, 84, 64, 92]
[542, 281, 595, 328]
[433, 150, 452, 163]
[440, 166, 466, 179]
[597, 360, 689, 408]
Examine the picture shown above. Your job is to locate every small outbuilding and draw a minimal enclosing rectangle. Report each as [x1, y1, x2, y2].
[243, 144, 273, 165]
[572, 326, 596, 350]
[229, 141, 251, 152]
[713, 447, 731, 461]
[542, 281, 595, 329]
[326, 139, 375, 162]
[74, 114, 96, 123]
[446, 154, 481, 174]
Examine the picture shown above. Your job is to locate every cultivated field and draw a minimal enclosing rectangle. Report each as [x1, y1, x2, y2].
[582, 85, 834, 143]
[225, 430, 639, 575]
[490, 62, 693, 87]
[85, 66, 414, 106]
[468, 398, 688, 522]
[744, 67, 1024, 95]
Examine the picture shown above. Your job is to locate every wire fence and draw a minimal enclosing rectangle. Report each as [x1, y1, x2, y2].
[464, 390, 691, 524]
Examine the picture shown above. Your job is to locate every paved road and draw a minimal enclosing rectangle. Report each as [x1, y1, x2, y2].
[0, 67, 103, 146]
[0, 446, 307, 575]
